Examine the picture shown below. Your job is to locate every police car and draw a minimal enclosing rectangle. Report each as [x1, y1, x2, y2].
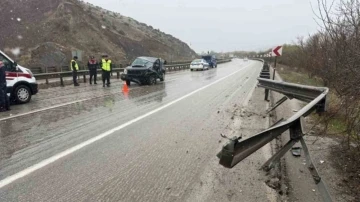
[0, 50, 38, 104]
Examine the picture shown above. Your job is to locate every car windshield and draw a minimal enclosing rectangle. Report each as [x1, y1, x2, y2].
[202, 56, 212, 61]
[191, 59, 202, 64]
[131, 58, 152, 67]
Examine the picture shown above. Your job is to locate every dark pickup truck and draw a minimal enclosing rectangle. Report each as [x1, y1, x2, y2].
[202, 55, 217, 68]
[121, 56, 165, 85]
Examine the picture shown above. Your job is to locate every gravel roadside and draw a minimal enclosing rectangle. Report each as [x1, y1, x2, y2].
[270, 70, 354, 202]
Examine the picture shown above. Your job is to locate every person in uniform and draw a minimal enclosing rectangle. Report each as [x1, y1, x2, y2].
[0, 61, 10, 112]
[88, 56, 98, 85]
[71, 56, 80, 86]
[100, 54, 112, 87]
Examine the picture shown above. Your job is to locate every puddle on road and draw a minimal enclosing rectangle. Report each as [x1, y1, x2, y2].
[0, 82, 169, 119]
[0, 83, 169, 163]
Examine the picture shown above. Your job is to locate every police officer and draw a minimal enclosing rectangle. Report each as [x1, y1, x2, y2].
[71, 56, 80, 86]
[88, 56, 98, 85]
[0, 61, 10, 112]
[100, 54, 112, 87]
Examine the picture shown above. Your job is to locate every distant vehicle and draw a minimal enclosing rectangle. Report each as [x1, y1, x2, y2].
[190, 59, 209, 71]
[0, 50, 38, 104]
[121, 56, 165, 85]
[201, 55, 217, 68]
[244, 57, 248, 62]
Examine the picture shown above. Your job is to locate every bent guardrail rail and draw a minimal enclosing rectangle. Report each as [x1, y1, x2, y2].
[34, 59, 232, 86]
[217, 78, 332, 201]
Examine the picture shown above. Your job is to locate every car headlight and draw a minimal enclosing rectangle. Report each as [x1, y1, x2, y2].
[124, 69, 128, 74]
[26, 69, 34, 77]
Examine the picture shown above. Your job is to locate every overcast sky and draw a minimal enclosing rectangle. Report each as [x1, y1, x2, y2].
[84, 0, 321, 53]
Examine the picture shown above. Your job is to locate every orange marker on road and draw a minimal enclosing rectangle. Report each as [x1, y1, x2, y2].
[122, 81, 129, 98]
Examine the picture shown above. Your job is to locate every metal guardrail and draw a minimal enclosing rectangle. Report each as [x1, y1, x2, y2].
[217, 64, 332, 201]
[31, 59, 231, 74]
[34, 59, 231, 86]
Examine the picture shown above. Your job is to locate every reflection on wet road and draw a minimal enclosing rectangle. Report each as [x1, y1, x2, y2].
[0, 59, 262, 201]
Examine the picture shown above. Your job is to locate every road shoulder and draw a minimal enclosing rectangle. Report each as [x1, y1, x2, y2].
[184, 85, 278, 202]
[271, 71, 354, 201]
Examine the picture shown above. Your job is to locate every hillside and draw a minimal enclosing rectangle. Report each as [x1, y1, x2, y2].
[0, 0, 197, 68]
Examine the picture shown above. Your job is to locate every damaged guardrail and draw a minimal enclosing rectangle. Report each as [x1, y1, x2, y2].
[217, 78, 332, 201]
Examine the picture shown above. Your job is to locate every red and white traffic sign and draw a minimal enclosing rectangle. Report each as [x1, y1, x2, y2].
[272, 46, 283, 56]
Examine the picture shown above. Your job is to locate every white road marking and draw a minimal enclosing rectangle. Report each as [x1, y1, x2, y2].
[0, 62, 254, 189]
[0, 61, 240, 122]
[0, 78, 182, 122]
[0, 99, 90, 122]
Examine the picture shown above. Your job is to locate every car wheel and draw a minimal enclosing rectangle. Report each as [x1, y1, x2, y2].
[190, 69, 193, 71]
[160, 73, 165, 81]
[126, 80, 131, 86]
[148, 75, 157, 85]
[14, 85, 31, 104]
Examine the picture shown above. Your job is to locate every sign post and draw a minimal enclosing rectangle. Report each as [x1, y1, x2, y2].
[272, 46, 283, 80]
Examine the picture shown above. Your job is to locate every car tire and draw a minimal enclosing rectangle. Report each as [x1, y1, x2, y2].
[14, 85, 32, 104]
[190, 69, 193, 71]
[148, 75, 157, 85]
[126, 80, 131, 86]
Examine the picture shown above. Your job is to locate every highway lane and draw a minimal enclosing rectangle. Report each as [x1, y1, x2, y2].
[0, 59, 271, 201]
[0, 70, 192, 119]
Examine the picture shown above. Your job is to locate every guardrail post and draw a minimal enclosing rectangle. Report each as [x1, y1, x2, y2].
[60, 75, 64, 87]
[264, 89, 269, 101]
[83, 73, 86, 83]
[117, 72, 120, 79]
[45, 66, 49, 84]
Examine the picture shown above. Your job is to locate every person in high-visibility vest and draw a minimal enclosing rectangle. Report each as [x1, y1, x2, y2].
[100, 54, 112, 87]
[70, 56, 80, 86]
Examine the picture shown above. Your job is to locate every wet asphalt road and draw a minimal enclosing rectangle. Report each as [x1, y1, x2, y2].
[0, 59, 264, 201]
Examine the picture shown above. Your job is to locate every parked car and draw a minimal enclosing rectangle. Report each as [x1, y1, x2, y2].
[201, 55, 217, 68]
[190, 59, 209, 71]
[0, 50, 38, 104]
[121, 56, 165, 85]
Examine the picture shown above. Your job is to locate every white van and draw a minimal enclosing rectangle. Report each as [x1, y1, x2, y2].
[0, 50, 38, 104]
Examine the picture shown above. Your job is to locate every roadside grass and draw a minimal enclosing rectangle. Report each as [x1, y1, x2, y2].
[276, 64, 323, 87]
[276, 64, 346, 135]
[277, 63, 360, 201]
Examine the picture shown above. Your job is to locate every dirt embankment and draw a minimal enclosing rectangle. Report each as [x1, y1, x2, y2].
[0, 0, 197, 68]
[272, 66, 358, 202]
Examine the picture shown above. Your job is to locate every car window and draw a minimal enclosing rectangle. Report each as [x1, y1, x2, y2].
[191, 59, 202, 63]
[154, 60, 160, 69]
[0, 54, 14, 71]
[132, 58, 153, 67]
